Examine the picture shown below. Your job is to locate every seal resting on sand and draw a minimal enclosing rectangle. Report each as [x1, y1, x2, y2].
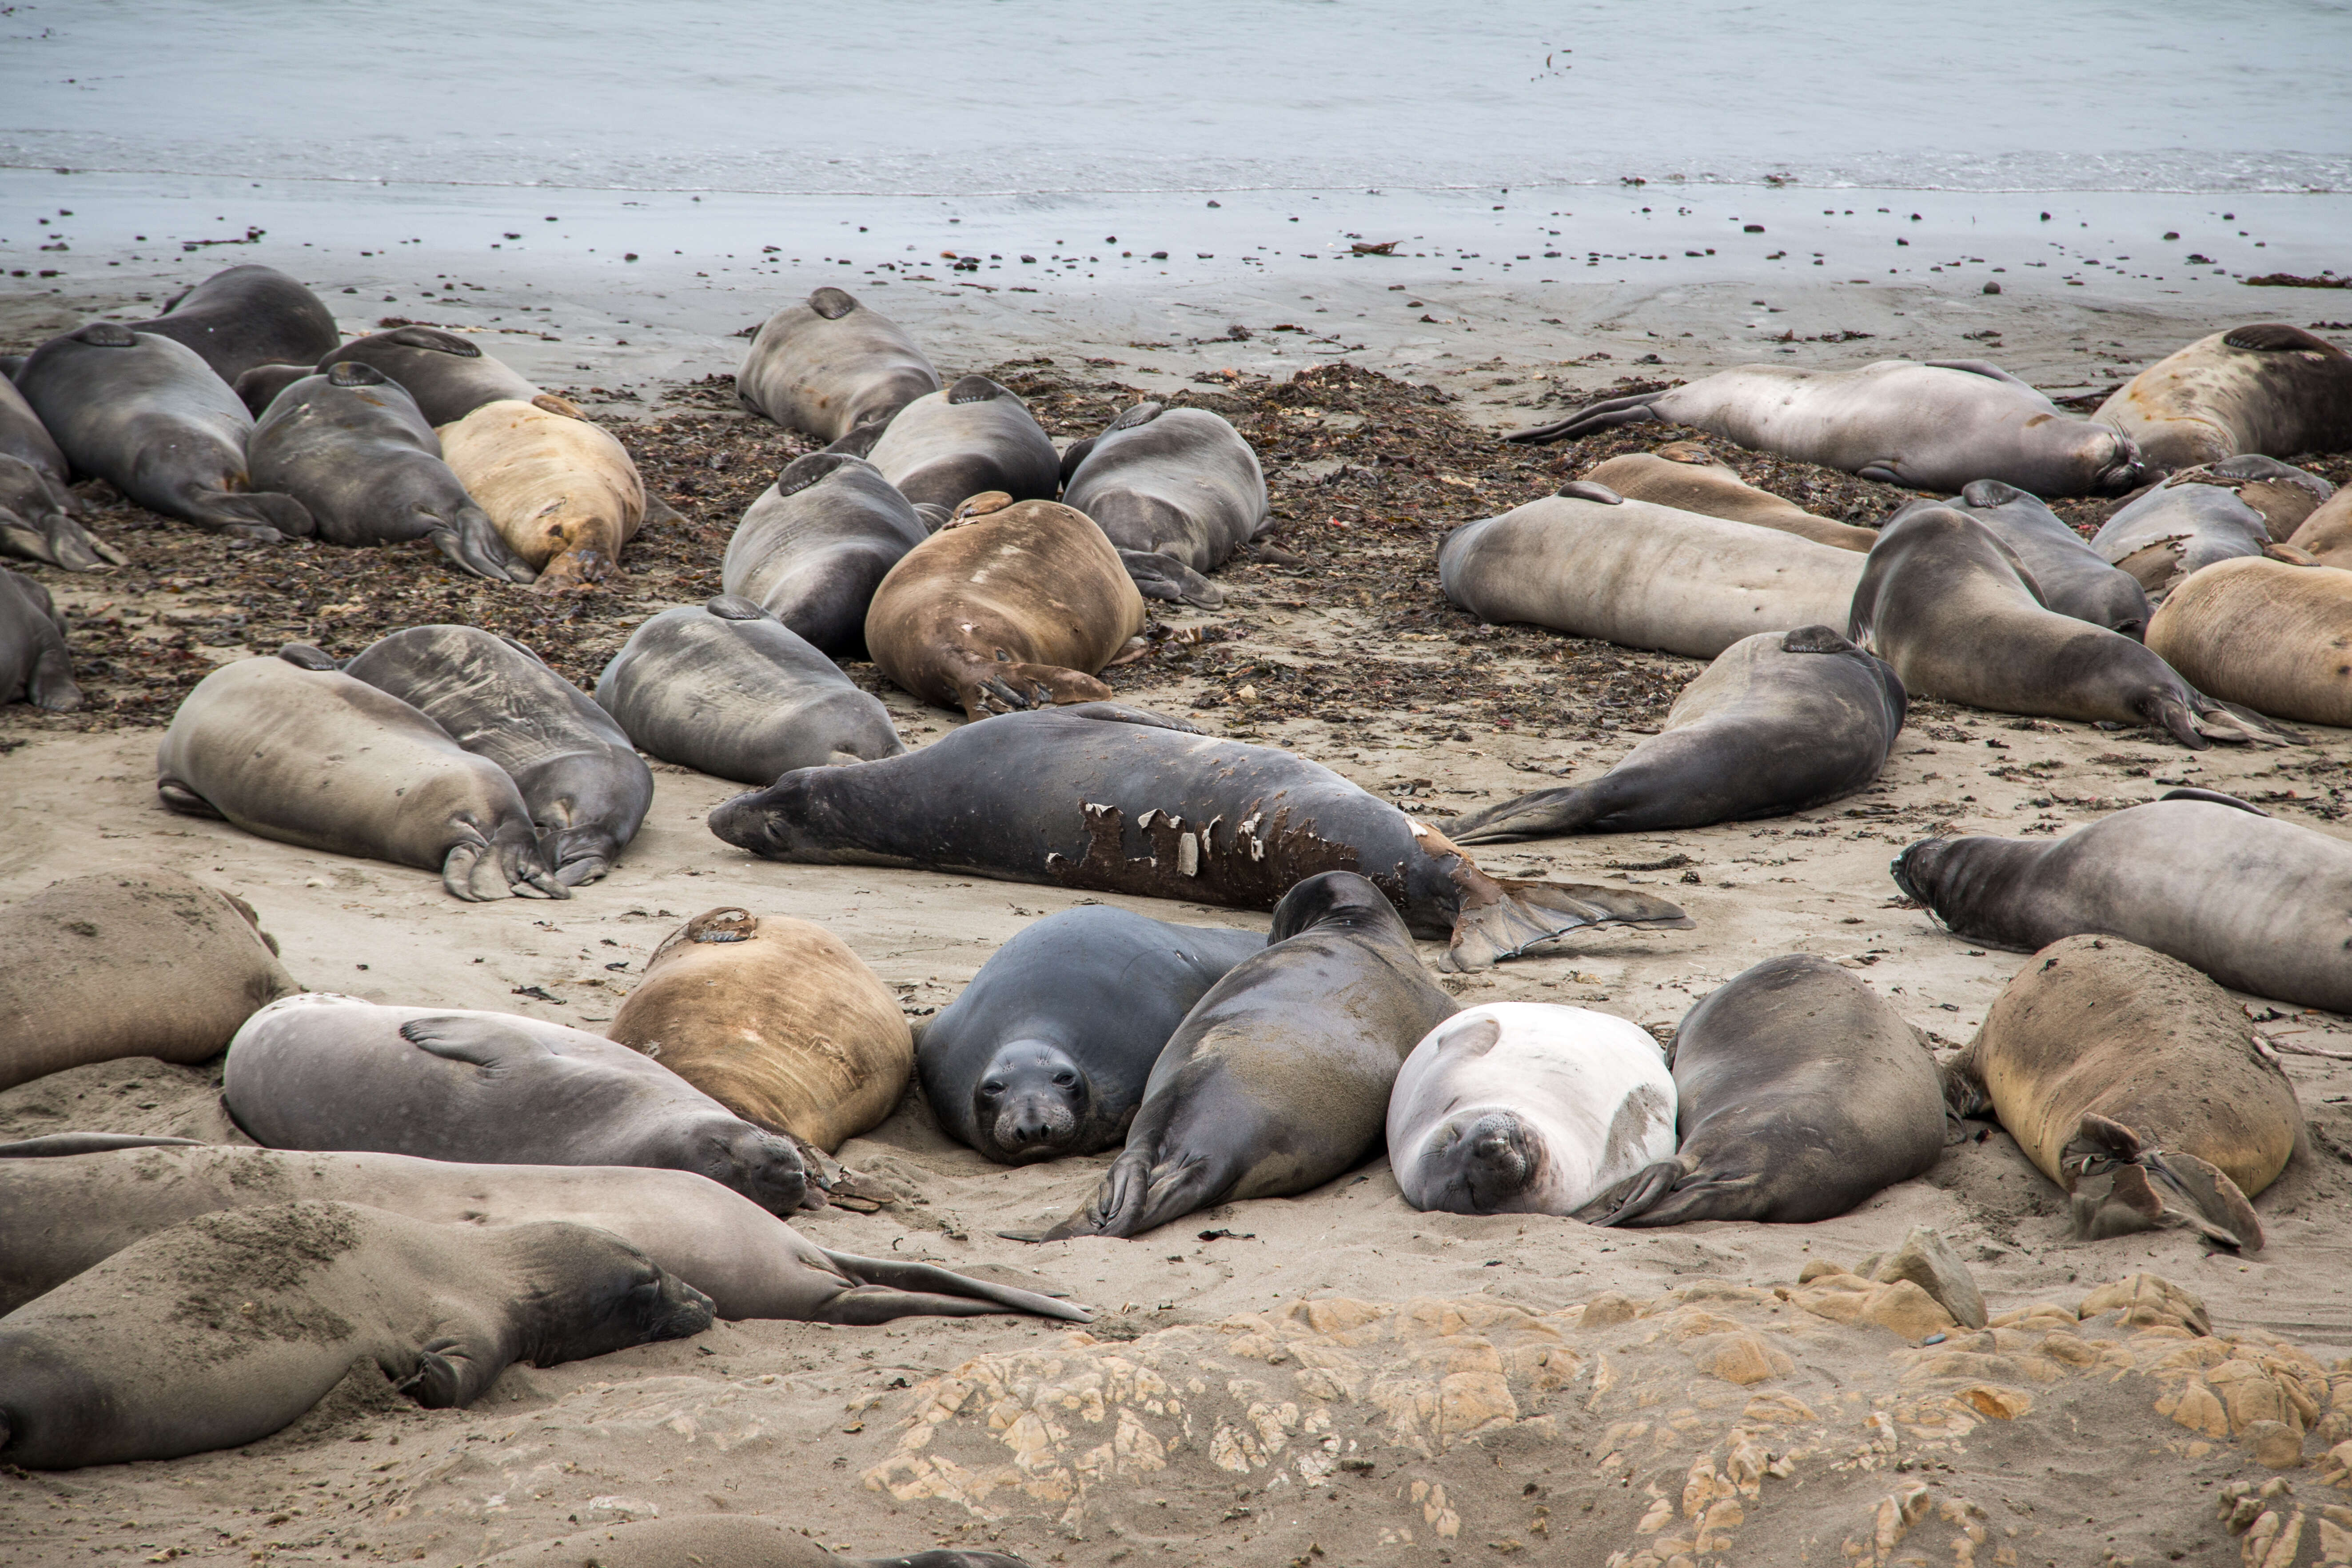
[1580, 443, 1878, 551]
[838, 375, 1060, 510]
[1058, 400, 1270, 606]
[734, 286, 942, 442]
[1895, 479, 2150, 636]
[435, 398, 648, 591]
[2094, 324, 2352, 473]
[721, 450, 931, 655]
[128, 264, 340, 384]
[0, 567, 79, 711]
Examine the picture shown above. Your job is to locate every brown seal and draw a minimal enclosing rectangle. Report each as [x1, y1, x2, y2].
[2146, 556, 2352, 727]
[2094, 323, 2352, 472]
[435, 398, 649, 591]
[1582, 443, 1878, 551]
[2287, 482, 2352, 568]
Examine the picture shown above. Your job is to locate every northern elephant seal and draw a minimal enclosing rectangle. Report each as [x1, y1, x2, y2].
[721, 451, 930, 654]
[1387, 1003, 1675, 1217]
[435, 398, 647, 591]
[2146, 557, 2352, 728]
[1511, 359, 2145, 497]
[918, 906, 1264, 1164]
[735, 286, 942, 442]
[224, 993, 814, 1213]
[0, 374, 115, 571]
[15, 324, 311, 539]
[1449, 626, 1905, 842]
[0, 567, 79, 710]
[1587, 954, 1945, 1225]
[607, 907, 913, 1153]
[708, 702, 1692, 972]
[157, 651, 563, 899]
[1580, 443, 1878, 551]
[866, 493, 1146, 719]
[1038, 871, 1457, 1239]
[2089, 456, 2333, 596]
[1949, 935, 2301, 1249]
[481, 1515, 1029, 1568]
[230, 361, 317, 417]
[842, 375, 1060, 510]
[1058, 401, 1270, 606]
[594, 595, 905, 785]
[1438, 486, 1866, 660]
[2289, 483, 2352, 568]
[129, 264, 341, 384]
[318, 326, 545, 427]
[2094, 324, 2352, 473]
[1897, 479, 2151, 635]
[0, 1199, 711, 1468]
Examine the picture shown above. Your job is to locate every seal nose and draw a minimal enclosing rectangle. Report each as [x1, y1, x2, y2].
[993, 1093, 1076, 1154]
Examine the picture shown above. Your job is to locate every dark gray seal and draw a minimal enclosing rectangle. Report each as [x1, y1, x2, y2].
[1585, 953, 1945, 1225]
[1896, 479, 2151, 636]
[1058, 401, 1269, 608]
[316, 325, 545, 427]
[735, 285, 943, 442]
[919, 906, 1265, 1164]
[721, 450, 931, 655]
[0, 567, 79, 711]
[231, 361, 319, 417]
[836, 375, 1060, 511]
[595, 595, 905, 785]
[0, 373, 116, 571]
[128, 264, 342, 385]
[1448, 625, 1905, 842]
[2089, 455, 2334, 597]
[2096, 323, 2352, 473]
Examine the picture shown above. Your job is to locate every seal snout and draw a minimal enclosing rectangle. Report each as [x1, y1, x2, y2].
[703, 1125, 811, 1215]
[979, 1041, 1087, 1161]
[1431, 1111, 1537, 1214]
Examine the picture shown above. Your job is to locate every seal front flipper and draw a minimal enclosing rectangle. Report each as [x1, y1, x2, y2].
[1576, 1157, 1694, 1226]
[1505, 390, 1668, 445]
[814, 1250, 1093, 1323]
[1118, 547, 1224, 608]
[397, 1325, 508, 1409]
[1036, 1144, 1157, 1241]
[399, 1014, 536, 1069]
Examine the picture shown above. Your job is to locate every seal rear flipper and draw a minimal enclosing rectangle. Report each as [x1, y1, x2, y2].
[275, 642, 339, 670]
[0, 481, 122, 571]
[2063, 1112, 2262, 1249]
[0, 1132, 206, 1158]
[1445, 785, 1605, 844]
[531, 542, 617, 596]
[1056, 701, 1204, 734]
[156, 777, 225, 819]
[429, 505, 536, 584]
[816, 1250, 1093, 1323]
[642, 492, 687, 526]
[2185, 692, 2298, 748]
[1443, 877, 1693, 973]
[27, 643, 80, 711]
[1577, 1158, 1687, 1226]
[1118, 547, 1224, 608]
[2143, 1149, 2265, 1250]
[184, 488, 315, 542]
[441, 838, 511, 901]
[1505, 391, 1666, 445]
[496, 826, 571, 900]
[1922, 359, 2039, 391]
[956, 661, 1114, 721]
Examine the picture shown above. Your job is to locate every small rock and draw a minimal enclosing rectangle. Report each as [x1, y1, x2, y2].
[1796, 1258, 1850, 1284]
[1982, 281, 2001, 295]
[2080, 1273, 2211, 1335]
[2244, 1419, 2307, 1469]
[1858, 1279, 1957, 1341]
[1871, 1226, 1987, 1329]
[1579, 1292, 1639, 1328]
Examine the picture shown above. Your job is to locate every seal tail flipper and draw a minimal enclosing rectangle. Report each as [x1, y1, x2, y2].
[957, 662, 1115, 721]
[0, 1132, 207, 1158]
[531, 543, 616, 595]
[824, 420, 889, 459]
[156, 777, 225, 819]
[184, 488, 314, 541]
[2063, 1112, 2262, 1249]
[2187, 691, 2298, 748]
[27, 643, 80, 711]
[1577, 1159, 1686, 1226]
[0, 496, 121, 571]
[815, 1250, 1093, 1323]
[430, 504, 537, 584]
[2143, 1149, 2265, 1250]
[441, 838, 513, 902]
[1118, 548, 1224, 608]
[1442, 875, 1692, 973]
[1503, 391, 1668, 445]
[1445, 785, 1605, 844]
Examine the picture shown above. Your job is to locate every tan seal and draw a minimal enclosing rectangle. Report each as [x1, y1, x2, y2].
[2146, 555, 2352, 727]
[435, 397, 648, 591]
[2094, 323, 2352, 472]
[1582, 443, 1878, 550]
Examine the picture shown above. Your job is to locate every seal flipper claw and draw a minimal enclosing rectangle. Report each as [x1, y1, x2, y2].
[1579, 1158, 1685, 1226]
[815, 1249, 1093, 1323]
[1443, 876, 1691, 972]
[156, 777, 224, 819]
[1117, 547, 1225, 608]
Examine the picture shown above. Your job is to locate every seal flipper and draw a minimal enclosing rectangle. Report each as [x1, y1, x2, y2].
[275, 642, 339, 670]
[2159, 786, 2269, 814]
[180, 487, 315, 542]
[825, 420, 890, 459]
[2063, 1112, 2263, 1249]
[399, 1014, 533, 1067]
[955, 660, 1114, 721]
[0, 1132, 206, 1158]
[814, 1250, 1093, 1324]
[1445, 784, 1606, 844]
[27, 642, 80, 711]
[429, 503, 536, 584]
[2185, 692, 2297, 748]
[1505, 391, 1667, 445]
[1118, 547, 1224, 608]
[1443, 874, 1693, 973]
[1923, 359, 2040, 391]
[156, 777, 225, 819]
[1053, 700, 1204, 734]
[397, 1325, 509, 1409]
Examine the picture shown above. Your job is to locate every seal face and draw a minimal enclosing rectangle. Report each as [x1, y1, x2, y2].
[1901, 479, 2150, 636]
[318, 326, 544, 427]
[128, 263, 341, 384]
[735, 287, 942, 442]
[1059, 402, 1270, 606]
[2095, 324, 2352, 473]
[721, 450, 931, 655]
[435, 398, 647, 591]
[0, 566, 80, 711]
[1581, 444, 1878, 551]
[2091, 455, 2335, 597]
[0, 374, 117, 572]
[852, 375, 1060, 511]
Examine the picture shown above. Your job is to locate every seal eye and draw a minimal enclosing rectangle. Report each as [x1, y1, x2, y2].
[979, 1080, 1005, 1098]
[1052, 1071, 1077, 1087]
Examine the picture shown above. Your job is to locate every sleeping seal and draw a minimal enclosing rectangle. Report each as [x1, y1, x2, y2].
[1448, 625, 1905, 842]
[0, 374, 116, 571]
[1580, 443, 1879, 551]
[481, 1516, 1029, 1568]
[841, 375, 1060, 510]
[1510, 359, 2145, 497]
[918, 906, 1265, 1164]
[2145, 557, 2352, 729]
[1038, 872, 1456, 1240]
[128, 264, 341, 384]
[435, 399, 647, 591]
[735, 286, 942, 442]
[317, 326, 545, 427]
[2094, 324, 2352, 473]
[1587, 954, 1945, 1225]
[1387, 1003, 1676, 1217]
[2288, 482, 2352, 568]
[1058, 401, 1270, 606]
[0, 567, 79, 711]
[721, 451, 930, 655]
[2089, 456, 2333, 596]
[1896, 479, 2151, 635]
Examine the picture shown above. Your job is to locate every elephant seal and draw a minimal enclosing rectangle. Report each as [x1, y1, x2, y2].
[317, 326, 545, 426]
[1037, 872, 1457, 1240]
[2094, 324, 2352, 473]
[1387, 1003, 1675, 1217]
[722, 451, 930, 655]
[1848, 505, 2281, 747]
[2089, 456, 2334, 596]
[0, 872, 297, 1093]
[1448, 626, 1905, 842]
[1898, 479, 2152, 635]
[1580, 443, 1878, 551]
[840, 376, 1060, 511]
[1058, 401, 1270, 606]
[735, 286, 943, 442]
[230, 361, 317, 417]
[1587, 954, 1945, 1226]
[866, 492, 1147, 719]
[128, 264, 341, 384]
[0, 374, 116, 571]
[0, 567, 79, 710]
[1438, 486, 1866, 660]
[607, 907, 913, 1153]
[0, 1144, 1088, 1324]
[0, 1199, 711, 1469]
[1510, 359, 2145, 497]
[709, 702, 1691, 972]
[2288, 483, 2352, 568]
[1949, 935, 2301, 1249]
[482, 1515, 1030, 1568]
[224, 993, 814, 1213]
[156, 650, 564, 900]
[339, 625, 653, 885]
[246, 363, 530, 581]
[1890, 796, 2352, 1013]
[918, 906, 1265, 1164]
[435, 398, 647, 591]
[595, 595, 905, 785]
[15, 324, 312, 539]
[2146, 557, 2352, 728]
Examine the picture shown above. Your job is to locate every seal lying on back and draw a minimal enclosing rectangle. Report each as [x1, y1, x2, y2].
[317, 326, 545, 427]
[436, 399, 648, 591]
[2146, 558, 2352, 729]
[0, 374, 116, 571]
[1510, 359, 2145, 497]
[128, 263, 341, 384]
[1039, 872, 1457, 1239]
[709, 702, 1691, 972]
[0, 567, 79, 711]
[1580, 443, 1878, 551]
[1587, 954, 1945, 1226]
[722, 451, 931, 655]
[842, 375, 1060, 510]
[595, 596, 905, 785]
[480, 1515, 1030, 1568]
[1897, 479, 2151, 635]
[1891, 795, 2352, 1013]
[1448, 626, 1905, 842]
[224, 993, 813, 1213]
[735, 286, 942, 442]
[918, 906, 1265, 1164]
[0, 1199, 711, 1469]
[1059, 401, 1269, 606]
[1387, 1003, 1676, 1217]
[2089, 456, 2333, 596]
[2095, 324, 2352, 473]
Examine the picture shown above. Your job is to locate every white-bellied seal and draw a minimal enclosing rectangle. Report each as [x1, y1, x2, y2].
[839, 375, 1060, 511]
[1891, 795, 2352, 1012]
[1035, 871, 1457, 1240]
[0, 373, 116, 571]
[2094, 324, 2352, 472]
[2146, 557, 2352, 728]
[128, 264, 341, 384]
[2089, 456, 2334, 596]
[156, 650, 565, 900]
[1581, 443, 1879, 551]
[1510, 359, 2145, 497]
[0, 872, 297, 1094]
[1058, 401, 1270, 607]
[224, 993, 815, 1213]
[1848, 505, 2281, 747]
[0, 1143, 1088, 1325]
[1586, 954, 1945, 1226]
[708, 702, 1692, 972]
[1387, 1002, 1675, 1217]
[480, 1515, 1031, 1568]
[1437, 484, 1866, 660]
[594, 595, 905, 785]
[435, 398, 647, 591]
[0, 567, 79, 711]
[15, 323, 313, 539]
[246, 363, 532, 582]
[2289, 482, 2352, 567]
[0, 1198, 712, 1469]
[735, 286, 943, 442]
[866, 492, 1147, 719]
[1897, 479, 2151, 635]
[1949, 935, 2301, 1249]
[1448, 625, 1905, 842]
[337, 625, 653, 885]
[607, 907, 913, 1153]
[918, 906, 1265, 1164]
[317, 326, 546, 427]
[721, 450, 931, 655]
